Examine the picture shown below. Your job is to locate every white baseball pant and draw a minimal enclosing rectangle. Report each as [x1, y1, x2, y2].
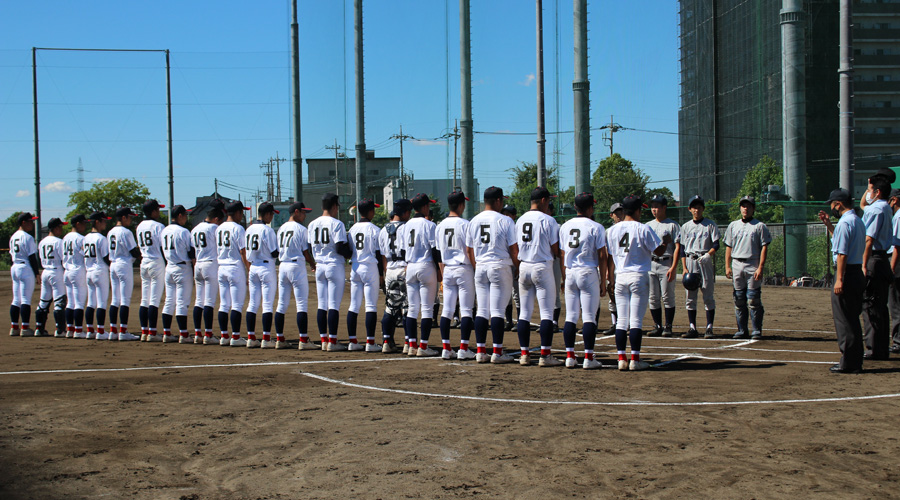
[11, 263, 35, 307]
[64, 268, 87, 310]
[109, 262, 133, 307]
[39, 269, 66, 307]
[553, 258, 562, 309]
[685, 255, 716, 310]
[648, 259, 676, 309]
[614, 272, 650, 330]
[441, 265, 475, 319]
[86, 268, 110, 310]
[518, 261, 556, 321]
[162, 263, 193, 316]
[406, 262, 438, 320]
[475, 263, 513, 319]
[247, 263, 277, 314]
[565, 267, 601, 324]
[315, 263, 345, 311]
[218, 264, 247, 313]
[349, 261, 379, 314]
[276, 262, 309, 314]
[193, 261, 218, 309]
[140, 259, 165, 308]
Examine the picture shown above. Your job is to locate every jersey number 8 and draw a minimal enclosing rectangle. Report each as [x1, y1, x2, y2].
[355, 232, 365, 250]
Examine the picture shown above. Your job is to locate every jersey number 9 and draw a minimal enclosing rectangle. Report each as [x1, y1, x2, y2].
[521, 222, 533, 242]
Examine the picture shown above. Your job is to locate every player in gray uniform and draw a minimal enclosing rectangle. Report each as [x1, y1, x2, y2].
[379, 199, 411, 353]
[275, 202, 315, 349]
[160, 205, 196, 343]
[678, 195, 720, 338]
[724, 196, 772, 340]
[646, 195, 681, 337]
[35, 218, 68, 337]
[62, 214, 88, 338]
[191, 200, 223, 344]
[137, 199, 166, 342]
[245, 202, 280, 349]
[602, 203, 625, 334]
[888, 189, 900, 354]
[9, 213, 39, 337]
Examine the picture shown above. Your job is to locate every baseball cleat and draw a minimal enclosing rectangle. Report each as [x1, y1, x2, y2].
[219, 336, 230, 346]
[662, 327, 674, 337]
[750, 332, 762, 340]
[96, 332, 109, 340]
[146, 334, 162, 343]
[565, 357, 578, 368]
[441, 348, 457, 360]
[20, 329, 35, 337]
[321, 341, 329, 351]
[402, 343, 409, 355]
[603, 326, 616, 335]
[647, 327, 663, 337]
[539, 355, 563, 367]
[583, 359, 603, 370]
[327, 342, 347, 352]
[85, 332, 95, 340]
[417, 347, 438, 357]
[629, 360, 651, 371]
[381, 341, 399, 354]
[298, 341, 318, 350]
[890, 344, 900, 354]
[140, 334, 148, 342]
[475, 352, 490, 363]
[9, 328, 20, 337]
[229, 337, 247, 347]
[162, 335, 178, 343]
[65, 330, 73, 338]
[259, 339, 275, 349]
[733, 331, 749, 339]
[275, 340, 292, 350]
[456, 349, 475, 360]
[490, 353, 514, 364]
[53, 330, 66, 338]
[682, 329, 699, 339]
[365, 343, 382, 353]
[245, 339, 261, 348]
[118, 332, 140, 341]
[618, 359, 629, 371]
[193, 335, 204, 344]
[450, 318, 460, 328]
[73, 331, 86, 339]
[348, 342, 365, 351]
[518, 354, 531, 366]
[704, 328, 715, 339]
[204, 336, 220, 345]
[33, 329, 50, 337]
[178, 336, 192, 344]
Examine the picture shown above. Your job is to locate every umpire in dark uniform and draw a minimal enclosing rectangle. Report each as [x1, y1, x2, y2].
[861, 175, 894, 359]
[819, 189, 866, 373]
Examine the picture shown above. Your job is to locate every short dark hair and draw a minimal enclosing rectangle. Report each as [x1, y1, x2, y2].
[322, 197, 338, 211]
[871, 176, 891, 200]
[208, 208, 223, 220]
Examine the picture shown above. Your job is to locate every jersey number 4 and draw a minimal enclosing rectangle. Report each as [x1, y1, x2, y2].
[619, 233, 631, 253]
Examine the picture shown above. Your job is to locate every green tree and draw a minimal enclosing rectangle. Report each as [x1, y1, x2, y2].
[67, 179, 152, 220]
[728, 155, 783, 223]
[507, 161, 563, 215]
[427, 194, 446, 224]
[590, 154, 650, 215]
[0, 212, 22, 270]
[370, 206, 389, 227]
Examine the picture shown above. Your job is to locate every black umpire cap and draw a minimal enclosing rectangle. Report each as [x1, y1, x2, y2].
[70, 214, 87, 225]
[142, 199, 165, 215]
[688, 195, 705, 208]
[16, 212, 38, 224]
[89, 211, 111, 221]
[411, 193, 436, 209]
[47, 217, 67, 229]
[574, 192, 596, 211]
[447, 190, 469, 205]
[826, 188, 853, 206]
[288, 202, 313, 214]
[115, 207, 136, 218]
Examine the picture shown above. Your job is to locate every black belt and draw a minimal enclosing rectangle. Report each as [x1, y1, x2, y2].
[733, 257, 754, 263]
[289, 258, 299, 262]
[175, 261, 187, 265]
[688, 252, 708, 260]
[651, 256, 670, 263]
[847, 264, 863, 268]
[872, 250, 888, 256]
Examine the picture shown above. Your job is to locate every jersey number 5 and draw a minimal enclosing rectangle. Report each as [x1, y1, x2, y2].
[480, 224, 490, 244]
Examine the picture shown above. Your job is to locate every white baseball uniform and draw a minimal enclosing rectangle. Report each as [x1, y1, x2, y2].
[276, 220, 310, 315]
[62, 231, 87, 312]
[216, 221, 247, 313]
[646, 218, 680, 310]
[606, 221, 662, 330]
[37, 235, 66, 310]
[107, 225, 137, 309]
[349, 220, 381, 314]
[467, 210, 517, 320]
[401, 216, 438, 320]
[191, 221, 219, 309]
[307, 215, 347, 311]
[9, 230, 37, 309]
[559, 217, 606, 324]
[245, 221, 278, 315]
[436, 216, 474, 320]
[136, 219, 166, 309]
[515, 210, 559, 322]
[161, 223, 194, 317]
[83, 232, 110, 312]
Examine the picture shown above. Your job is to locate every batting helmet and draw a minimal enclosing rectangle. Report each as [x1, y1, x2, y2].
[682, 273, 702, 291]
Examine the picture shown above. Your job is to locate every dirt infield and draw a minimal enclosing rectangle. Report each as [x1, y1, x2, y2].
[2, 271, 900, 499]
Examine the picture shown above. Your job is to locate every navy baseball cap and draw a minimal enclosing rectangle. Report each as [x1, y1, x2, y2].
[16, 212, 38, 224]
[47, 217, 67, 229]
[70, 214, 87, 225]
[393, 199, 412, 213]
[288, 202, 312, 213]
[115, 207, 136, 217]
[484, 186, 507, 201]
[826, 188, 852, 205]
[209, 199, 225, 211]
[574, 192, 596, 210]
[357, 198, 381, 214]
[170, 205, 188, 218]
[225, 200, 250, 213]
[257, 202, 279, 215]
[530, 186, 552, 201]
[142, 199, 165, 215]
[89, 211, 111, 221]
[688, 195, 705, 208]
[739, 196, 756, 207]
[650, 194, 668, 206]
[411, 193, 436, 209]
[621, 195, 646, 212]
[447, 190, 469, 205]
[322, 192, 340, 204]
[501, 204, 517, 216]
[890, 188, 900, 200]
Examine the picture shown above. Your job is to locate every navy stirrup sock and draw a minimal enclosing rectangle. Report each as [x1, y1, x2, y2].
[563, 321, 577, 348]
[460, 316, 474, 342]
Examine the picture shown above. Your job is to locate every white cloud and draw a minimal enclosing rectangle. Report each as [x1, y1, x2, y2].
[519, 74, 536, 86]
[15, 190, 30, 197]
[43, 181, 74, 193]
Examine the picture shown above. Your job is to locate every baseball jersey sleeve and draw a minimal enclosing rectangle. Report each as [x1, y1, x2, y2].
[832, 220, 851, 256]
[502, 217, 516, 248]
[465, 220, 476, 248]
[334, 219, 348, 246]
[760, 223, 772, 246]
[723, 222, 735, 248]
[265, 226, 278, 256]
[710, 222, 721, 243]
[893, 213, 900, 248]
[235, 225, 246, 251]
[642, 224, 663, 251]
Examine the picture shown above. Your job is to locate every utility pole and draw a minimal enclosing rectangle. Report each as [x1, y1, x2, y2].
[460, 0, 475, 218]
[573, 0, 590, 196]
[391, 125, 413, 199]
[600, 115, 623, 157]
[839, 0, 853, 191]
[354, 0, 366, 224]
[260, 160, 274, 201]
[214, 178, 219, 199]
[326, 140, 341, 197]
[270, 152, 286, 202]
[536, 0, 547, 187]
[290, 0, 303, 204]
[441, 122, 461, 188]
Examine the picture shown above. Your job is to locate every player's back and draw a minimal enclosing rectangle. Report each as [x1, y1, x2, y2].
[401, 216, 436, 263]
[83, 232, 109, 271]
[277, 220, 308, 262]
[161, 224, 192, 264]
[606, 220, 661, 273]
[516, 210, 559, 263]
[435, 216, 471, 267]
[559, 216, 606, 269]
[349, 221, 380, 265]
[216, 221, 246, 265]
[245, 221, 277, 263]
[9, 230, 36, 264]
[107, 226, 137, 264]
[467, 210, 516, 265]
[308, 215, 346, 265]
[191, 221, 218, 262]
[136, 220, 165, 261]
[62, 232, 85, 270]
[379, 221, 406, 269]
[38, 235, 63, 269]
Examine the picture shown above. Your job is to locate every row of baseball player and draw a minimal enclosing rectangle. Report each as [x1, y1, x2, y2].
[8, 185, 773, 371]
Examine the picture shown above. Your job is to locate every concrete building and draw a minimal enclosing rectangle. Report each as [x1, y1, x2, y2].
[382, 178, 481, 214]
[305, 151, 400, 226]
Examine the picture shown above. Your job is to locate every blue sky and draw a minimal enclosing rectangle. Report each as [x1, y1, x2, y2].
[0, 0, 680, 221]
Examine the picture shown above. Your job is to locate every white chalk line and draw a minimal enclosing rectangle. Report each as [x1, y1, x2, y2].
[298, 372, 900, 406]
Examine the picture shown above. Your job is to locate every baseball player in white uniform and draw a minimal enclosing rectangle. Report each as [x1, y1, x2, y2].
[549, 202, 563, 332]
[724, 196, 772, 340]
[348, 199, 384, 352]
[467, 186, 519, 364]
[606, 196, 665, 371]
[400, 193, 441, 357]
[601, 203, 625, 334]
[379, 199, 411, 353]
[646, 195, 681, 337]
[275, 202, 315, 349]
[9, 212, 39, 337]
[436, 190, 475, 360]
[137, 199, 166, 342]
[244, 202, 279, 349]
[216, 200, 251, 347]
[501, 204, 520, 331]
[160, 205, 195, 344]
[678, 195, 720, 338]
[191, 199, 223, 344]
[308, 192, 353, 351]
[62, 214, 88, 338]
[559, 193, 608, 369]
[515, 186, 561, 366]
[35, 218, 67, 337]
[83, 212, 112, 339]
[107, 207, 141, 341]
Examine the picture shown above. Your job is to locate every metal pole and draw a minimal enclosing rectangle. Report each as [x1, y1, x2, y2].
[355, 0, 366, 224]
[291, 0, 303, 203]
[573, 0, 590, 195]
[399, 125, 406, 199]
[781, 0, 807, 277]
[32, 47, 42, 239]
[536, 0, 547, 187]
[454, 119, 459, 188]
[460, 0, 476, 218]
[165, 50, 174, 217]
[214, 178, 218, 199]
[839, 0, 853, 192]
